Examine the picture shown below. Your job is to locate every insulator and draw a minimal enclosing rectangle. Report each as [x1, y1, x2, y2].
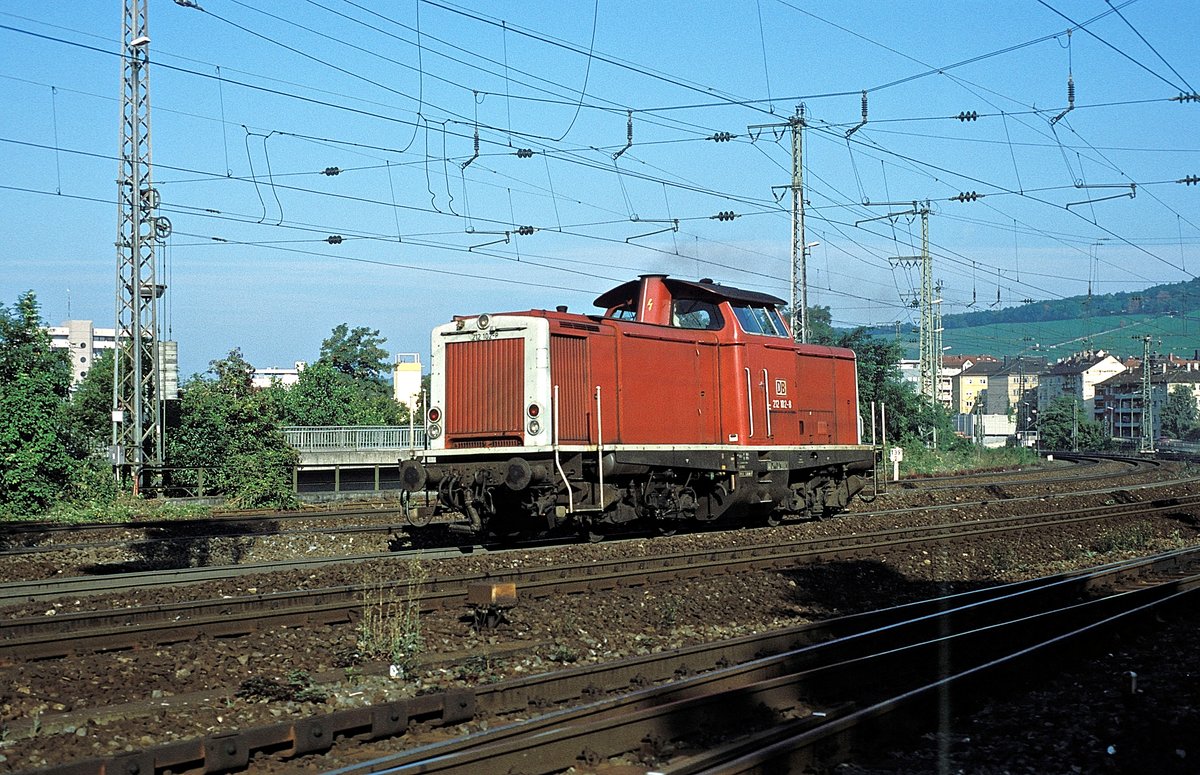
[1067, 74, 1075, 106]
[613, 110, 635, 160]
[322, 167, 341, 176]
[326, 235, 343, 244]
[1180, 175, 1200, 186]
[516, 225, 535, 236]
[1172, 93, 1200, 103]
[956, 111, 978, 122]
[712, 210, 737, 221]
[860, 89, 868, 120]
[952, 191, 979, 202]
[515, 148, 534, 158]
[709, 131, 734, 142]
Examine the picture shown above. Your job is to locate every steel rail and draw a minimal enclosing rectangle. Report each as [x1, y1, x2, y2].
[5, 464, 1194, 609]
[670, 579, 1200, 773]
[0, 507, 410, 557]
[0, 453, 1126, 554]
[4, 492, 1198, 663]
[360, 549, 1200, 772]
[31, 547, 1200, 775]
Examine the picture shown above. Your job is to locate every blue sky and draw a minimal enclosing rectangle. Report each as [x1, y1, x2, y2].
[2, 1, 1197, 377]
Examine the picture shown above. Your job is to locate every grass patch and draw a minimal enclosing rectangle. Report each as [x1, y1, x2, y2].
[1091, 521, 1156, 554]
[0, 495, 212, 525]
[236, 670, 327, 703]
[547, 643, 580, 664]
[890, 445, 1041, 477]
[357, 558, 427, 676]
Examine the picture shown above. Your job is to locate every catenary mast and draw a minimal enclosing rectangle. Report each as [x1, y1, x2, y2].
[112, 0, 170, 492]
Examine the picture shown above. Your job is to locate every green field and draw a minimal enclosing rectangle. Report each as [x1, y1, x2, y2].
[892, 313, 1199, 361]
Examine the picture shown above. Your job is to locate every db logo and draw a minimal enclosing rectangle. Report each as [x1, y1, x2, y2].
[774, 379, 787, 396]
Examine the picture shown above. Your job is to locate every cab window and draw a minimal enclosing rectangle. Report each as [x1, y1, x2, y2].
[671, 298, 724, 330]
[607, 302, 637, 320]
[732, 303, 789, 337]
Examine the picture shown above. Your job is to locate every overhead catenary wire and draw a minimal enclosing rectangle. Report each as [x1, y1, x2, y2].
[2, 4, 1196, 346]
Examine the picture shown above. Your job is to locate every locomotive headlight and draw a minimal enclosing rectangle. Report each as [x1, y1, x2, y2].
[528, 419, 542, 435]
[527, 403, 541, 418]
[427, 423, 442, 440]
[476, 313, 491, 330]
[428, 407, 441, 424]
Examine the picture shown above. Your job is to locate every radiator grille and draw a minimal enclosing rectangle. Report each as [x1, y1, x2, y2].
[445, 338, 524, 447]
[551, 335, 591, 443]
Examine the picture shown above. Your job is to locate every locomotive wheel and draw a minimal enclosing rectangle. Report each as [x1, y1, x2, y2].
[766, 513, 782, 527]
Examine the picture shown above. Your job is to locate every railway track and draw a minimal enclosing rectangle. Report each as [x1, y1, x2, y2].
[2, 460, 1191, 609]
[29, 545, 1200, 775]
[4, 489, 1197, 663]
[0, 454, 1137, 563]
[0, 505, 411, 558]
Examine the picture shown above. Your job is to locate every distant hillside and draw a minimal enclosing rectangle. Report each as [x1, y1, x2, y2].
[942, 276, 1200, 329]
[869, 276, 1200, 361]
[940, 313, 1200, 360]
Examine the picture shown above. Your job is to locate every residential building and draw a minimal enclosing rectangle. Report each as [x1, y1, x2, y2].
[939, 355, 994, 411]
[393, 353, 423, 410]
[251, 361, 307, 389]
[902, 354, 997, 411]
[984, 356, 1049, 423]
[952, 360, 1004, 415]
[1036, 351, 1125, 415]
[1094, 364, 1200, 442]
[48, 319, 177, 398]
[48, 320, 117, 386]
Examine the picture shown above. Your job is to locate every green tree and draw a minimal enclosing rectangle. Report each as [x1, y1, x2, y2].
[168, 349, 297, 508]
[1160, 384, 1199, 439]
[833, 329, 959, 448]
[67, 348, 115, 450]
[0, 292, 77, 514]
[320, 324, 390, 389]
[267, 323, 408, 426]
[276, 361, 405, 426]
[1037, 395, 1107, 450]
[806, 305, 837, 346]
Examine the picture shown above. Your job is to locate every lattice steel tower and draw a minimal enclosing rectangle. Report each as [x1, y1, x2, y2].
[748, 106, 810, 343]
[112, 0, 170, 490]
[864, 202, 936, 402]
[1139, 335, 1154, 453]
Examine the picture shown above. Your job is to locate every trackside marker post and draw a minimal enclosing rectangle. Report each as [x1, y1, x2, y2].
[890, 446, 904, 482]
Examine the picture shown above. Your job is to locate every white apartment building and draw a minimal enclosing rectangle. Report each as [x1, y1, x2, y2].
[48, 320, 178, 398]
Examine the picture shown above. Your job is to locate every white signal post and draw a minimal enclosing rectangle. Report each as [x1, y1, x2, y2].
[889, 446, 904, 482]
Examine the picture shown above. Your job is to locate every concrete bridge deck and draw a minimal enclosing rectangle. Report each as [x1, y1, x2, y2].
[283, 426, 425, 494]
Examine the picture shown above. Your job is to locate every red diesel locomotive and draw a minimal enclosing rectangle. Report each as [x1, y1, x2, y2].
[400, 274, 878, 538]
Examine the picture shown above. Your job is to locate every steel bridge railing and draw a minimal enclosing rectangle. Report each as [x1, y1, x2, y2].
[282, 425, 427, 452]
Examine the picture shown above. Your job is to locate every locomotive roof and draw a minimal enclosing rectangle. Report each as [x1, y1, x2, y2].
[593, 276, 786, 309]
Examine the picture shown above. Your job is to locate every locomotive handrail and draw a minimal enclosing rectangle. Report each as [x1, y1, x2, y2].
[762, 368, 772, 437]
[595, 385, 606, 510]
[552, 385, 574, 514]
[745, 367, 754, 438]
[282, 425, 426, 452]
